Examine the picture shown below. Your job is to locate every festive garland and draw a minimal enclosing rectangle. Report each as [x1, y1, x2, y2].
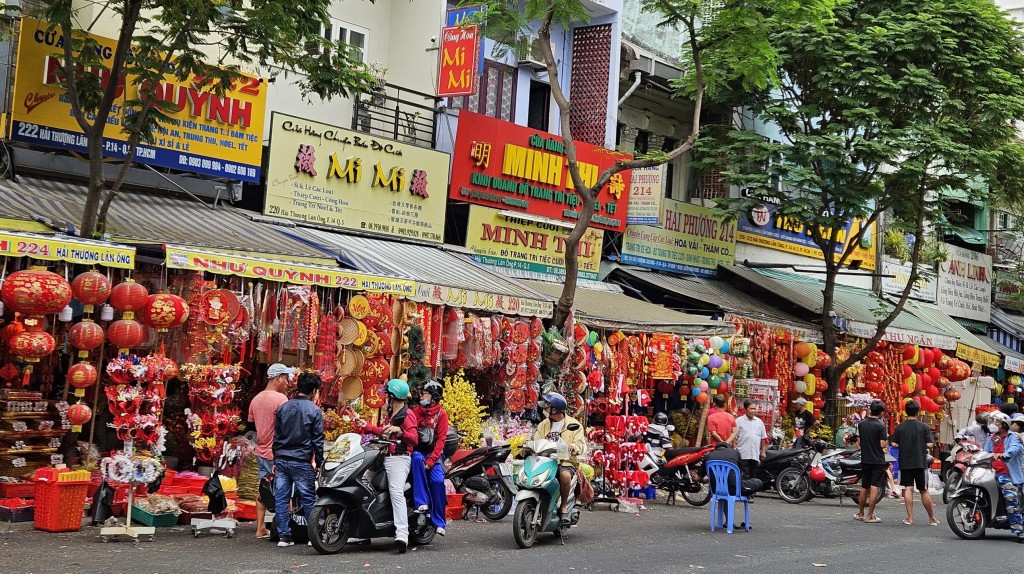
[101, 454, 160, 484]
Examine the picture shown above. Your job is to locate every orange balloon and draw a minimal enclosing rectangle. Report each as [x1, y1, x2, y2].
[794, 342, 812, 359]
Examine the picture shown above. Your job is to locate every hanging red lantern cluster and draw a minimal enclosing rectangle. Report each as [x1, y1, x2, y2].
[9, 331, 56, 361]
[68, 320, 105, 358]
[67, 362, 98, 397]
[107, 279, 149, 354]
[139, 292, 190, 332]
[70, 270, 111, 314]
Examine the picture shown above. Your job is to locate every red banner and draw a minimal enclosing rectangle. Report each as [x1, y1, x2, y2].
[449, 111, 631, 232]
[437, 25, 479, 97]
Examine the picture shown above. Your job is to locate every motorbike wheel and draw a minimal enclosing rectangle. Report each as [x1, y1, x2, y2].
[481, 477, 514, 520]
[942, 470, 963, 505]
[513, 499, 539, 549]
[776, 467, 812, 504]
[947, 496, 987, 540]
[411, 513, 437, 546]
[681, 481, 712, 506]
[307, 505, 351, 555]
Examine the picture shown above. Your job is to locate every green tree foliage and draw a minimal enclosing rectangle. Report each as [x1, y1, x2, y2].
[30, 0, 376, 237]
[465, 0, 834, 327]
[702, 0, 1024, 422]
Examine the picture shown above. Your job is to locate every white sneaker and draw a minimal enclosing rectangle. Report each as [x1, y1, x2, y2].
[416, 505, 429, 512]
[277, 538, 294, 548]
[437, 527, 445, 536]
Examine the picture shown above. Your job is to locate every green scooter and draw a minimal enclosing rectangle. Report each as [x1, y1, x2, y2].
[512, 424, 582, 548]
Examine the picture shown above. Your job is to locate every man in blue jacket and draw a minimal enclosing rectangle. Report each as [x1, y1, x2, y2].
[273, 372, 324, 548]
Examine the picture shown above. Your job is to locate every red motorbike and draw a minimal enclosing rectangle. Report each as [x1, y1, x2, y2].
[637, 445, 716, 506]
[446, 444, 515, 520]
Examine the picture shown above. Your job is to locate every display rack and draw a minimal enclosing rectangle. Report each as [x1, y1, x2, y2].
[732, 378, 780, 432]
[99, 486, 155, 542]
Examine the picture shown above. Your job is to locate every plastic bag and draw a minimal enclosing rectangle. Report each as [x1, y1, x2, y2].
[203, 471, 228, 515]
[91, 480, 115, 525]
[258, 472, 276, 511]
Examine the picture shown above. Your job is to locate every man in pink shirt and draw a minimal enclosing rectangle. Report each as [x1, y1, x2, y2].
[248, 363, 292, 539]
[707, 394, 737, 446]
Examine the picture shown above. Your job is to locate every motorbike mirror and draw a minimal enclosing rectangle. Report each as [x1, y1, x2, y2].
[666, 425, 676, 432]
[567, 423, 581, 431]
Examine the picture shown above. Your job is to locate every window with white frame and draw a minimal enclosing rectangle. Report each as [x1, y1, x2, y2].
[317, 20, 368, 62]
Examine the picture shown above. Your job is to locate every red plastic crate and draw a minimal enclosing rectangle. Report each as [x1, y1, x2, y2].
[225, 490, 238, 500]
[445, 493, 464, 521]
[162, 469, 177, 486]
[0, 482, 35, 498]
[33, 480, 89, 532]
[234, 500, 257, 521]
[157, 485, 188, 496]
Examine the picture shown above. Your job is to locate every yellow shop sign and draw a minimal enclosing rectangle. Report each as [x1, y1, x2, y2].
[264, 113, 450, 243]
[165, 246, 415, 295]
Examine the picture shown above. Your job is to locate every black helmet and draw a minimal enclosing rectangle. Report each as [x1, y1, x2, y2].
[423, 380, 444, 402]
[653, 412, 669, 425]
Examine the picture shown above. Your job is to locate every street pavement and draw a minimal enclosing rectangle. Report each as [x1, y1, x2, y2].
[1, 493, 1019, 574]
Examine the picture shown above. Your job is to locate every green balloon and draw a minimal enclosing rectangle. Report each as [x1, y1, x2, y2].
[709, 375, 723, 389]
[687, 365, 699, 377]
[687, 352, 701, 363]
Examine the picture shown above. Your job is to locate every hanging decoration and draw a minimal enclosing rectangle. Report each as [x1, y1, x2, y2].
[70, 270, 111, 314]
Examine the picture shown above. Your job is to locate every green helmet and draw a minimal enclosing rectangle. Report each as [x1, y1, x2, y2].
[385, 378, 410, 400]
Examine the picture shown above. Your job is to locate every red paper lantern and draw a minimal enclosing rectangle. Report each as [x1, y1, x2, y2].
[139, 293, 190, 332]
[925, 385, 940, 398]
[70, 270, 111, 313]
[67, 402, 92, 432]
[902, 364, 913, 379]
[944, 388, 961, 402]
[67, 362, 98, 397]
[901, 345, 917, 362]
[927, 367, 941, 383]
[0, 267, 72, 315]
[9, 331, 56, 362]
[108, 319, 145, 352]
[68, 320, 105, 358]
[109, 279, 149, 319]
[815, 351, 832, 370]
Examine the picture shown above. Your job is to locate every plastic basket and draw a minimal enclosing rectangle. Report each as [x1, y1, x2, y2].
[445, 493, 464, 521]
[0, 482, 35, 498]
[130, 505, 179, 527]
[33, 479, 89, 532]
[0, 504, 34, 523]
[162, 469, 177, 486]
[234, 500, 257, 521]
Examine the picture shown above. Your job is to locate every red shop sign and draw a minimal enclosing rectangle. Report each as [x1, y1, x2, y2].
[449, 111, 631, 232]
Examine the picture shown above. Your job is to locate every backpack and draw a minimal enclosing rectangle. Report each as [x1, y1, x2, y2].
[416, 410, 461, 458]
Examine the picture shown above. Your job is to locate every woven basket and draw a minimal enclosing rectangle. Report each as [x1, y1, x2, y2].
[341, 376, 363, 402]
[336, 348, 361, 376]
[337, 317, 361, 345]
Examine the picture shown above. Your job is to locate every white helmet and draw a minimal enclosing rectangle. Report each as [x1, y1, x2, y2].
[990, 411, 1011, 429]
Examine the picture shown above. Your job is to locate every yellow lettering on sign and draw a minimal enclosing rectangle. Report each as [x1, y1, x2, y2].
[447, 69, 472, 89]
[328, 154, 362, 183]
[502, 144, 563, 187]
[372, 162, 406, 192]
[443, 46, 465, 67]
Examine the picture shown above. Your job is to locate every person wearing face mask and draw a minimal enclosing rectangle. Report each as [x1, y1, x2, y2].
[533, 392, 586, 526]
[984, 411, 1024, 542]
[411, 380, 449, 536]
[358, 379, 419, 553]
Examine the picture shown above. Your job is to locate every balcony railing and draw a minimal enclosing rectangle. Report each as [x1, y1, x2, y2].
[352, 83, 440, 149]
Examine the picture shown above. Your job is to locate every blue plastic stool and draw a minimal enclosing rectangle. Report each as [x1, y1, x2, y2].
[706, 460, 750, 533]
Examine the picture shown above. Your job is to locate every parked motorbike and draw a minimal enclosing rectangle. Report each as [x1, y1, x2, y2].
[947, 450, 1016, 540]
[446, 443, 515, 520]
[512, 424, 582, 548]
[636, 444, 714, 506]
[942, 439, 982, 504]
[759, 440, 829, 503]
[808, 445, 892, 505]
[307, 434, 436, 554]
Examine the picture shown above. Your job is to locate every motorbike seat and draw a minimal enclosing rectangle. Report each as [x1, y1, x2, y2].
[370, 470, 388, 492]
[763, 449, 802, 463]
[665, 447, 705, 459]
[838, 458, 861, 468]
[451, 447, 488, 465]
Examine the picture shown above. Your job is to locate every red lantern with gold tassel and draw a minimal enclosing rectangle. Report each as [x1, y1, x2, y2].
[9, 331, 56, 387]
[67, 402, 92, 432]
[139, 293, 190, 332]
[67, 362, 98, 397]
[108, 319, 145, 354]
[70, 270, 111, 314]
[109, 279, 149, 319]
[68, 320, 105, 358]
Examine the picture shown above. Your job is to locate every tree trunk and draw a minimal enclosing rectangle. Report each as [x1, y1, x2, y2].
[81, 135, 107, 237]
[553, 189, 596, 328]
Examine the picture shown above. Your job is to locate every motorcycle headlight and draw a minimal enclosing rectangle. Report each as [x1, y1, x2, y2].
[529, 473, 547, 488]
[516, 467, 529, 487]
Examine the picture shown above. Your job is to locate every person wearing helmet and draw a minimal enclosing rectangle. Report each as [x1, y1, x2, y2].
[888, 401, 938, 526]
[358, 379, 419, 553]
[411, 380, 449, 535]
[984, 411, 1024, 542]
[956, 411, 991, 445]
[534, 392, 586, 525]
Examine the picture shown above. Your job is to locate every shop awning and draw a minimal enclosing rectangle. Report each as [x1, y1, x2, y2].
[0, 176, 334, 264]
[903, 301, 1001, 368]
[947, 226, 987, 246]
[0, 229, 136, 269]
[281, 227, 554, 317]
[608, 266, 821, 340]
[986, 337, 1024, 374]
[991, 307, 1024, 341]
[720, 266, 959, 349]
[523, 280, 734, 336]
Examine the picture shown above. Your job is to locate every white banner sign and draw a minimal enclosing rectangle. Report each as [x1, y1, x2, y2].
[412, 283, 552, 318]
[937, 243, 992, 323]
[880, 256, 937, 302]
[1005, 354, 1024, 375]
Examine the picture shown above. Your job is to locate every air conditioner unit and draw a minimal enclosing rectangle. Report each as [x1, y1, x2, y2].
[517, 34, 550, 69]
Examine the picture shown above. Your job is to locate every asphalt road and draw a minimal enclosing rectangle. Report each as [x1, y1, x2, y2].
[1, 493, 1019, 574]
